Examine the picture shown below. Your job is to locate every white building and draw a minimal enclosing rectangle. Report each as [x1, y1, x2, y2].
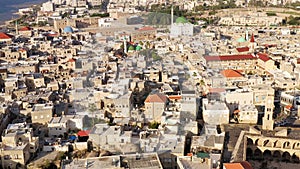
[180, 90, 199, 121]
[41, 1, 55, 12]
[88, 124, 139, 153]
[48, 115, 86, 137]
[170, 17, 194, 37]
[202, 99, 229, 125]
[98, 18, 114, 28]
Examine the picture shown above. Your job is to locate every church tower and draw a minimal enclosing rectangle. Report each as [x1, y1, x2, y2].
[262, 94, 274, 130]
[249, 33, 256, 52]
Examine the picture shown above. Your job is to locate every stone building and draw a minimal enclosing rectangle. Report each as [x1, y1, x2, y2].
[0, 123, 39, 169]
[144, 93, 168, 122]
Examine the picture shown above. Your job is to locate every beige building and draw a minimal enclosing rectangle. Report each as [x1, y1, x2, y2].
[8, 65, 37, 74]
[204, 53, 275, 74]
[144, 93, 168, 122]
[219, 14, 283, 26]
[225, 90, 253, 105]
[0, 123, 39, 169]
[113, 92, 133, 118]
[25, 74, 45, 91]
[18, 27, 33, 37]
[131, 27, 157, 41]
[31, 103, 53, 124]
[237, 104, 258, 124]
[0, 68, 7, 80]
[143, 68, 161, 82]
[251, 84, 275, 106]
[53, 19, 76, 31]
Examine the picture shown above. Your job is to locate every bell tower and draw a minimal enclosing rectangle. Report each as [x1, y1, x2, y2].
[262, 94, 274, 130]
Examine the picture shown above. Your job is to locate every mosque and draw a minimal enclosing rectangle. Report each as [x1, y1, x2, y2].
[169, 6, 194, 37]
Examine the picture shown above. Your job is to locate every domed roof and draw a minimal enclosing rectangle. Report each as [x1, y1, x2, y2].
[128, 45, 135, 51]
[136, 45, 142, 51]
[176, 17, 188, 24]
[63, 26, 74, 33]
[237, 37, 246, 43]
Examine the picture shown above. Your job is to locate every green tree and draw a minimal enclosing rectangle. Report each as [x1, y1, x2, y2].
[148, 121, 160, 129]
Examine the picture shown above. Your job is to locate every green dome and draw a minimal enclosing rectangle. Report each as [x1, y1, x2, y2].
[237, 37, 246, 43]
[176, 17, 188, 24]
[128, 45, 135, 51]
[136, 45, 142, 51]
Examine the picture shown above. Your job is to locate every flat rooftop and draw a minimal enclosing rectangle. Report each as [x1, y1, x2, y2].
[205, 101, 228, 110]
[64, 153, 162, 169]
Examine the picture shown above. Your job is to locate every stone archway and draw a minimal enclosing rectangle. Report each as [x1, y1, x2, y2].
[291, 153, 300, 163]
[246, 148, 253, 159]
[254, 148, 263, 160]
[247, 138, 254, 145]
[273, 150, 281, 159]
[263, 150, 272, 160]
[282, 151, 291, 162]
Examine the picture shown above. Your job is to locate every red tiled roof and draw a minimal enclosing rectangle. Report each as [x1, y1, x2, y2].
[145, 93, 168, 103]
[221, 69, 244, 78]
[77, 130, 90, 137]
[236, 70, 244, 73]
[168, 95, 182, 100]
[138, 26, 156, 31]
[224, 163, 244, 169]
[68, 58, 76, 62]
[257, 53, 271, 62]
[240, 161, 254, 169]
[187, 153, 193, 156]
[204, 54, 256, 61]
[236, 47, 249, 53]
[19, 48, 27, 52]
[0, 32, 13, 39]
[47, 33, 58, 37]
[250, 33, 255, 43]
[19, 26, 31, 31]
[285, 105, 292, 110]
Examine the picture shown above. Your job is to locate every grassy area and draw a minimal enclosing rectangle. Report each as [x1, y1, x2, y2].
[266, 12, 277, 16]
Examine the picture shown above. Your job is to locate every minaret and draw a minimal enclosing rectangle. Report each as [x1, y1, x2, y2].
[123, 36, 127, 54]
[171, 5, 174, 26]
[245, 29, 249, 41]
[15, 20, 19, 35]
[262, 95, 274, 130]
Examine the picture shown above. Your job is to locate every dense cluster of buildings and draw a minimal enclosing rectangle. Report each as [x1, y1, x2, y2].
[1, 0, 300, 169]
